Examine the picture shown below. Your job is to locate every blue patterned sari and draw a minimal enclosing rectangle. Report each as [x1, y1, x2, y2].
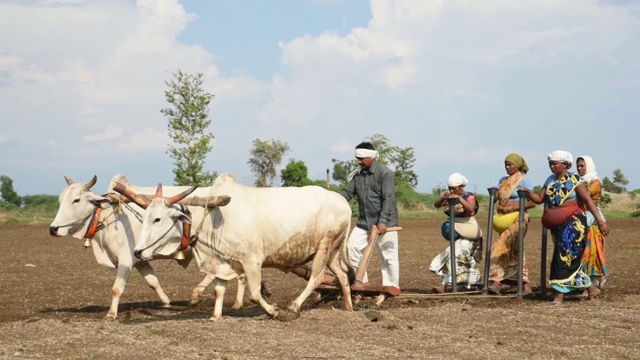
[545, 173, 592, 293]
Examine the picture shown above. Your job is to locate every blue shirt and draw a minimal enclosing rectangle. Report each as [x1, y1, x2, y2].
[497, 176, 533, 200]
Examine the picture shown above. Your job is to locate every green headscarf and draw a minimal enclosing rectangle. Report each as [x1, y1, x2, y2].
[505, 153, 529, 174]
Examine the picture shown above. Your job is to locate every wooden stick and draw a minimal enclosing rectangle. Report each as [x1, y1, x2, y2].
[354, 226, 402, 284]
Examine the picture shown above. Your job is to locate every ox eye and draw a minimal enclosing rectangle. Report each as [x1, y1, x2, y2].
[73, 198, 80, 204]
[153, 218, 161, 224]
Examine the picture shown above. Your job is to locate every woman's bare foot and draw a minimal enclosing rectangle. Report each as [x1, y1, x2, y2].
[588, 285, 601, 300]
[524, 282, 533, 294]
[433, 284, 446, 293]
[552, 292, 564, 305]
[599, 275, 609, 289]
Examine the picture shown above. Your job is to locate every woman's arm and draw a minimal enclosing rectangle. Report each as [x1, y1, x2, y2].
[520, 186, 545, 205]
[434, 192, 450, 208]
[453, 193, 475, 214]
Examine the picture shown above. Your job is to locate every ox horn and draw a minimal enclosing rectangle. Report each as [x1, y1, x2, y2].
[112, 182, 151, 209]
[64, 175, 74, 186]
[84, 175, 98, 189]
[165, 186, 198, 207]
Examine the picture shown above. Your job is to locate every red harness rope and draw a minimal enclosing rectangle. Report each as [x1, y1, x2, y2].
[83, 207, 103, 239]
[179, 222, 192, 251]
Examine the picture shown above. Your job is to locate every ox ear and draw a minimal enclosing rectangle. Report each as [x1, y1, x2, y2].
[170, 207, 192, 224]
[155, 183, 163, 198]
[88, 193, 112, 205]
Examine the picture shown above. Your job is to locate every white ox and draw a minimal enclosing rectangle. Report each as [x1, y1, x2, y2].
[115, 173, 354, 320]
[49, 174, 248, 320]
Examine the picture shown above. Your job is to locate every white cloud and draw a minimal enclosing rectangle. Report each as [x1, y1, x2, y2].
[119, 128, 168, 152]
[82, 126, 124, 143]
[2, 0, 639, 195]
[606, 55, 620, 65]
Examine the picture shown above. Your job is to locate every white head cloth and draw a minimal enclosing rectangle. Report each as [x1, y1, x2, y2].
[355, 148, 378, 159]
[348, 148, 378, 182]
[578, 155, 598, 182]
[547, 150, 573, 169]
[447, 173, 468, 187]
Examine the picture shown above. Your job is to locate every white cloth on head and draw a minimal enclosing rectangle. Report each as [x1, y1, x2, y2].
[578, 155, 598, 182]
[355, 148, 378, 159]
[447, 173, 468, 187]
[547, 150, 573, 168]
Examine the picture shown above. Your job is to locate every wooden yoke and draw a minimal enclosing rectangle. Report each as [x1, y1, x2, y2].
[354, 225, 402, 284]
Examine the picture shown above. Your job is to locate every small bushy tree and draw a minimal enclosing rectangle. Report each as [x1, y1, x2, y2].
[162, 69, 217, 186]
[0, 175, 21, 207]
[602, 169, 628, 194]
[247, 139, 290, 187]
[281, 159, 312, 187]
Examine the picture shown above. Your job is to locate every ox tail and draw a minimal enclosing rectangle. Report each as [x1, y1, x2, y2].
[339, 218, 356, 285]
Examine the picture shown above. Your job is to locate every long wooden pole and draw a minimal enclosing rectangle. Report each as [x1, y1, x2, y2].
[354, 226, 402, 284]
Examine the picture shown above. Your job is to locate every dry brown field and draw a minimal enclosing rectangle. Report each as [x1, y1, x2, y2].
[1, 217, 639, 359]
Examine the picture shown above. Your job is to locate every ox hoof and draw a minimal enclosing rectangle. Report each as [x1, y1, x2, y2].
[277, 310, 300, 322]
[231, 302, 244, 310]
[189, 297, 205, 307]
[103, 315, 117, 321]
[161, 303, 171, 309]
[208, 316, 221, 321]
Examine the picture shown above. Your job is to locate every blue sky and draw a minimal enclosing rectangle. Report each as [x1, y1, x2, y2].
[1, 0, 639, 197]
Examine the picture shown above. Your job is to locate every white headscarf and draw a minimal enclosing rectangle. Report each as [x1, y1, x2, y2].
[347, 148, 379, 181]
[578, 155, 599, 182]
[547, 150, 573, 169]
[447, 173, 469, 187]
[355, 148, 378, 159]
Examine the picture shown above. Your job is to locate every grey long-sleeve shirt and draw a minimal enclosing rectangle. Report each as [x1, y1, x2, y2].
[339, 161, 398, 231]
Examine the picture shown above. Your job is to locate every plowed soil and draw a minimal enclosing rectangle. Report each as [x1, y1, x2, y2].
[1, 218, 638, 359]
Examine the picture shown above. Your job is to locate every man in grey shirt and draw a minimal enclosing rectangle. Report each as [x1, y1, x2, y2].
[339, 141, 400, 296]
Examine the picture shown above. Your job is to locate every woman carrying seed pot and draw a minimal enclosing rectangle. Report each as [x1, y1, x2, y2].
[430, 172, 483, 293]
[522, 150, 609, 305]
[487, 153, 536, 295]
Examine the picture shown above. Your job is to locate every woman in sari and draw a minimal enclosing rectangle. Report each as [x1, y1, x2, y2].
[577, 155, 609, 289]
[523, 150, 610, 305]
[430, 173, 483, 293]
[487, 153, 536, 294]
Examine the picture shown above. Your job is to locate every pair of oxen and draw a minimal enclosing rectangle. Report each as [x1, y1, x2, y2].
[49, 174, 354, 321]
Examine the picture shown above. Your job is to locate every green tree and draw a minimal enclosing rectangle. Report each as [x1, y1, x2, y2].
[334, 134, 419, 188]
[22, 194, 59, 212]
[390, 146, 418, 188]
[247, 139, 290, 187]
[331, 158, 358, 185]
[602, 169, 629, 194]
[161, 69, 217, 186]
[281, 159, 312, 187]
[0, 175, 21, 207]
[366, 133, 397, 166]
